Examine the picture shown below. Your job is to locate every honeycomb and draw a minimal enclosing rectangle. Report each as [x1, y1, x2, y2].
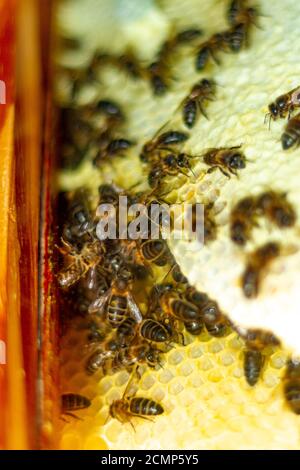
[55, 0, 300, 450]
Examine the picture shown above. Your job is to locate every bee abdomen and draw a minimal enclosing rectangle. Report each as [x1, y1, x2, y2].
[170, 298, 200, 321]
[183, 100, 197, 128]
[195, 46, 209, 70]
[130, 397, 164, 416]
[107, 295, 128, 326]
[282, 116, 300, 150]
[242, 265, 259, 298]
[184, 319, 204, 336]
[140, 319, 169, 342]
[61, 393, 91, 411]
[244, 350, 264, 386]
[227, 23, 246, 52]
[284, 382, 300, 414]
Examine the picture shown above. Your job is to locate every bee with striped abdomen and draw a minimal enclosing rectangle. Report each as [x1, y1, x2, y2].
[241, 241, 281, 298]
[195, 32, 228, 71]
[234, 326, 280, 386]
[88, 270, 143, 328]
[256, 190, 296, 228]
[243, 349, 264, 386]
[109, 372, 164, 428]
[140, 129, 189, 163]
[139, 318, 171, 343]
[265, 86, 300, 127]
[230, 196, 258, 246]
[61, 393, 91, 420]
[202, 146, 246, 177]
[180, 78, 216, 128]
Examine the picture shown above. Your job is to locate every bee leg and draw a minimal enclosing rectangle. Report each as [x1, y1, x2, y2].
[63, 412, 83, 421]
[207, 166, 217, 174]
[210, 49, 221, 65]
[129, 420, 136, 432]
[198, 102, 209, 120]
[178, 332, 186, 346]
[220, 169, 231, 178]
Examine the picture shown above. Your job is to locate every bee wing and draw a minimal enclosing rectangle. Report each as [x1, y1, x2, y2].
[122, 366, 140, 400]
[127, 294, 143, 323]
[88, 290, 110, 315]
[173, 94, 188, 116]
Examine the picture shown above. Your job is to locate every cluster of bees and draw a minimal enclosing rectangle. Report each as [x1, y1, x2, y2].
[57, 0, 300, 426]
[58, 185, 233, 424]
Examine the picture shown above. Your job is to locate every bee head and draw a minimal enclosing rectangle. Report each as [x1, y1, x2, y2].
[268, 102, 278, 117]
[229, 152, 246, 169]
[177, 153, 190, 168]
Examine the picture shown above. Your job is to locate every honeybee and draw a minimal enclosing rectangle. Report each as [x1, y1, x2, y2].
[147, 27, 203, 96]
[63, 189, 95, 243]
[238, 327, 280, 350]
[109, 373, 164, 428]
[88, 270, 142, 327]
[225, 22, 249, 52]
[96, 99, 124, 119]
[157, 27, 203, 64]
[265, 86, 300, 127]
[91, 50, 143, 81]
[195, 32, 228, 71]
[241, 241, 281, 298]
[61, 393, 91, 420]
[147, 61, 169, 96]
[94, 138, 134, 166]
[140, 129, 189, 163]
[284, 359, 300, 414]
[102, 342, 163, 374]
[57, 239, 103, 289]
[256, 190, 296, 228]
[202, 146, 246, 177]
[147, 152, 194, 189]
[243, 349, 264, 386]
[230, 196, 257, 246]
[281, 112, 300, 150]
[180, 78, 216, 128]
